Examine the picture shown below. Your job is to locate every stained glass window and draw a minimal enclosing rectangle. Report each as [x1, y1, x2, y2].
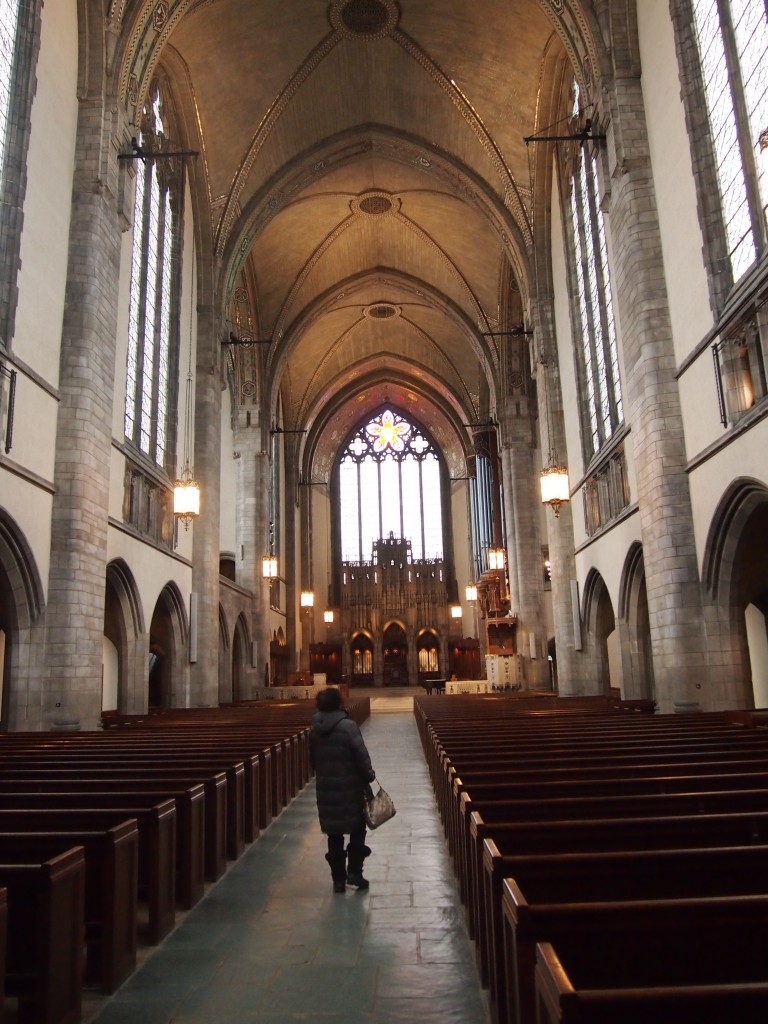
[569, 142, 623, 459]
[339, 409, 444, 563]
[691, 0, 768, 282]
[124, 84, 182, 468]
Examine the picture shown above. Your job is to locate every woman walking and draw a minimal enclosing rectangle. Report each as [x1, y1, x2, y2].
[309, 687, 376, 893]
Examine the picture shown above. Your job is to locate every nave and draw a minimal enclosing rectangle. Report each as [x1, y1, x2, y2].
[87, 707, 489, 1024]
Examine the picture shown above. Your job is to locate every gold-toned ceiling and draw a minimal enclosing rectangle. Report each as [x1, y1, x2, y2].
[165, 0, 567, 467]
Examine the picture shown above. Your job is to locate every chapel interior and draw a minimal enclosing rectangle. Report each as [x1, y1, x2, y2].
[0, 0, 767, 726]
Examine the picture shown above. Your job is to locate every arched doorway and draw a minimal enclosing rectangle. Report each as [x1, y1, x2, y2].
[350, 631, 373, 688]
[232, 614, 250, 701]
[148, 584, 188, 710]
[618, 544, 654, 700]
[382, 621, 408, 687]
[417, 628, 440, 686]
[104, 559, 144, 714]
[583, 570, 617, 695]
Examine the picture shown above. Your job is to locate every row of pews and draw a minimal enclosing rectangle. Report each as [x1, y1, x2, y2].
[0, 697, 369, 1024]
[414, 693, 768, 1024]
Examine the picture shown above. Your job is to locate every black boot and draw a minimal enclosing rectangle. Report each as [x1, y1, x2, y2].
[325, 852, 347, 893]
[346, 844, 371, 889]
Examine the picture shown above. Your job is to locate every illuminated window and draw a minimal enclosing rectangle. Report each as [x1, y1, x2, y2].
[339, 409, 444, 563]
[0, 0, 20, 189]
[124, 83, 182, 469]
[690, 1, 768, 283]
[569, 141, 624, 459]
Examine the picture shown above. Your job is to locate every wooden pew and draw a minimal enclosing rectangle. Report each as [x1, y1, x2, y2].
[0, 823, 137, 994]
[492, 847, 768, 1024]
[475, 810, 768, 1008]
[0, 802, 174, 943]
[0, 767, 227, 883]
[532, 899, 768, 1024]
[0, 781, 204, 912]
[0, 846, 85, 1024]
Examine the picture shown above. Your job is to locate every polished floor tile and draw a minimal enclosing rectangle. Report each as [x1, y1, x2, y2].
[88, 709, 489, 1024]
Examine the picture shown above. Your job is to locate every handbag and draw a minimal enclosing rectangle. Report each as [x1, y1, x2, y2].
[364, 784, 396, 829]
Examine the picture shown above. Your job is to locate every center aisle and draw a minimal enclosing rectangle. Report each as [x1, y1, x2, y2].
[90, 708, 490, 1024]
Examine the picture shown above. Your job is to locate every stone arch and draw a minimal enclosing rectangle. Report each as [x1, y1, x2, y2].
[582, 567, 616, 695]
[232, 613, 251, 702]
[218, 604, 231, 704]
[701, 478, 768, 708]
[617, 542, 654, 701]
[104, 559, 146, 714]
[148, 582, 189, 710]
[0, 508, 45, 729]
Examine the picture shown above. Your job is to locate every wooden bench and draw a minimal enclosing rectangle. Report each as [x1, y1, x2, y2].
[0, 846, 85, 1024]
[0, 802, 174, 943]
[532, 898, 768, 1024]
[0, 780, 204, 912]
[0, 766, 227, 884]
[0, 823, 138, 994]
[491, 848, 768, 1024]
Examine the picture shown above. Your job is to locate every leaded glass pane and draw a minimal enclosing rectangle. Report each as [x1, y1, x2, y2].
[0, 0, 19, 188]
[692, 0, 758, 279]
[338, 409, 444, 564]
[421, 454, 443, 560]
[731, 0, 768, 220]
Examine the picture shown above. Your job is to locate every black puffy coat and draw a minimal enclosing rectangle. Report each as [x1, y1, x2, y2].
[309, 709, 375, 835]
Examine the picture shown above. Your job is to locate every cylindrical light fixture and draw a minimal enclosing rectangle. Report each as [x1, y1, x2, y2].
[450, 604, 463, 619]
[465, 584, 478, 602]
[300, 590, 315, 607]
[540, 464, 570, 518]
[488, 548, 505, 570]
[324, 609, 334, 623]
[262, 555, 278, 579]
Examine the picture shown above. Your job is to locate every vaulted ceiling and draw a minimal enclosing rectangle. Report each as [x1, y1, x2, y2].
[157, 0, 577, 470]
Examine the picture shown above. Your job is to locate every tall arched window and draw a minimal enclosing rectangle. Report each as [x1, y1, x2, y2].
[338, 408, 444, 563]
[124, 83, 183, 470]
[567, 93, 624, 461]
[689, 0, 768, 284]
[0, 0, 41, 344]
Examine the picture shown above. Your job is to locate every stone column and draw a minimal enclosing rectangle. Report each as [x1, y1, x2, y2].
[498, 430, 549, 690]
[43, 96, 125, 730]
[603, 74, 710, 712]
[234, 413, 270, 695]
[189, 305, 221, 707]
[532, 301, 593, 695]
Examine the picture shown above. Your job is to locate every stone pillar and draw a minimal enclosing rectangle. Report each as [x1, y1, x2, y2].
[604, 74, 710, 712]
[532, 302, 593, 695]
[189, 305, 221, 707]
[43, 96, 125, 730]
[234, 413, 270, 695]
[498, 431, 549, 690]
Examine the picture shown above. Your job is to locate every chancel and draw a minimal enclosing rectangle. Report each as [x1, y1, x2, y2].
[1, 2, 768, 1022]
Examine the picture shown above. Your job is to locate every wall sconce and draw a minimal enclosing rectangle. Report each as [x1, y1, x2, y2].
[488, 548, 506, 570]
[300, 591, 315, 608]
[324, 609, 334, 623]
[262, 556, 278, 579]
[450, 604, 463, 619]
[539, 359, 570, 518]
[465, 584, 478, 602]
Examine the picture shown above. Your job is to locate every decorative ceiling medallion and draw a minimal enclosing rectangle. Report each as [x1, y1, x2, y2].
[359, 194, 392, 215]
[364, 303, 400, 320]
[352, 191, 399, 217]
[330, 0, 399, 40]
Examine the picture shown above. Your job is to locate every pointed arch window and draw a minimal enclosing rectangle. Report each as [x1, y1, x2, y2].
[338, 409, 444, 563]
[568, 132, 624, 460]
[0, 1, 20, 189]
[124, 83, 183, 470]
[690, 0, 768, 284]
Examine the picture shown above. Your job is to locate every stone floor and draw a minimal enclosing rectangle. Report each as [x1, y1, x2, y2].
[87, 701, 490, 1024]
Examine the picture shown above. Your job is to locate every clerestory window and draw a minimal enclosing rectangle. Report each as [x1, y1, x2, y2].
[567, 116, 624, 461]
[338, 408, 444, 563]
[124, 83, 183, 471]
[690, 0, 768, 284]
